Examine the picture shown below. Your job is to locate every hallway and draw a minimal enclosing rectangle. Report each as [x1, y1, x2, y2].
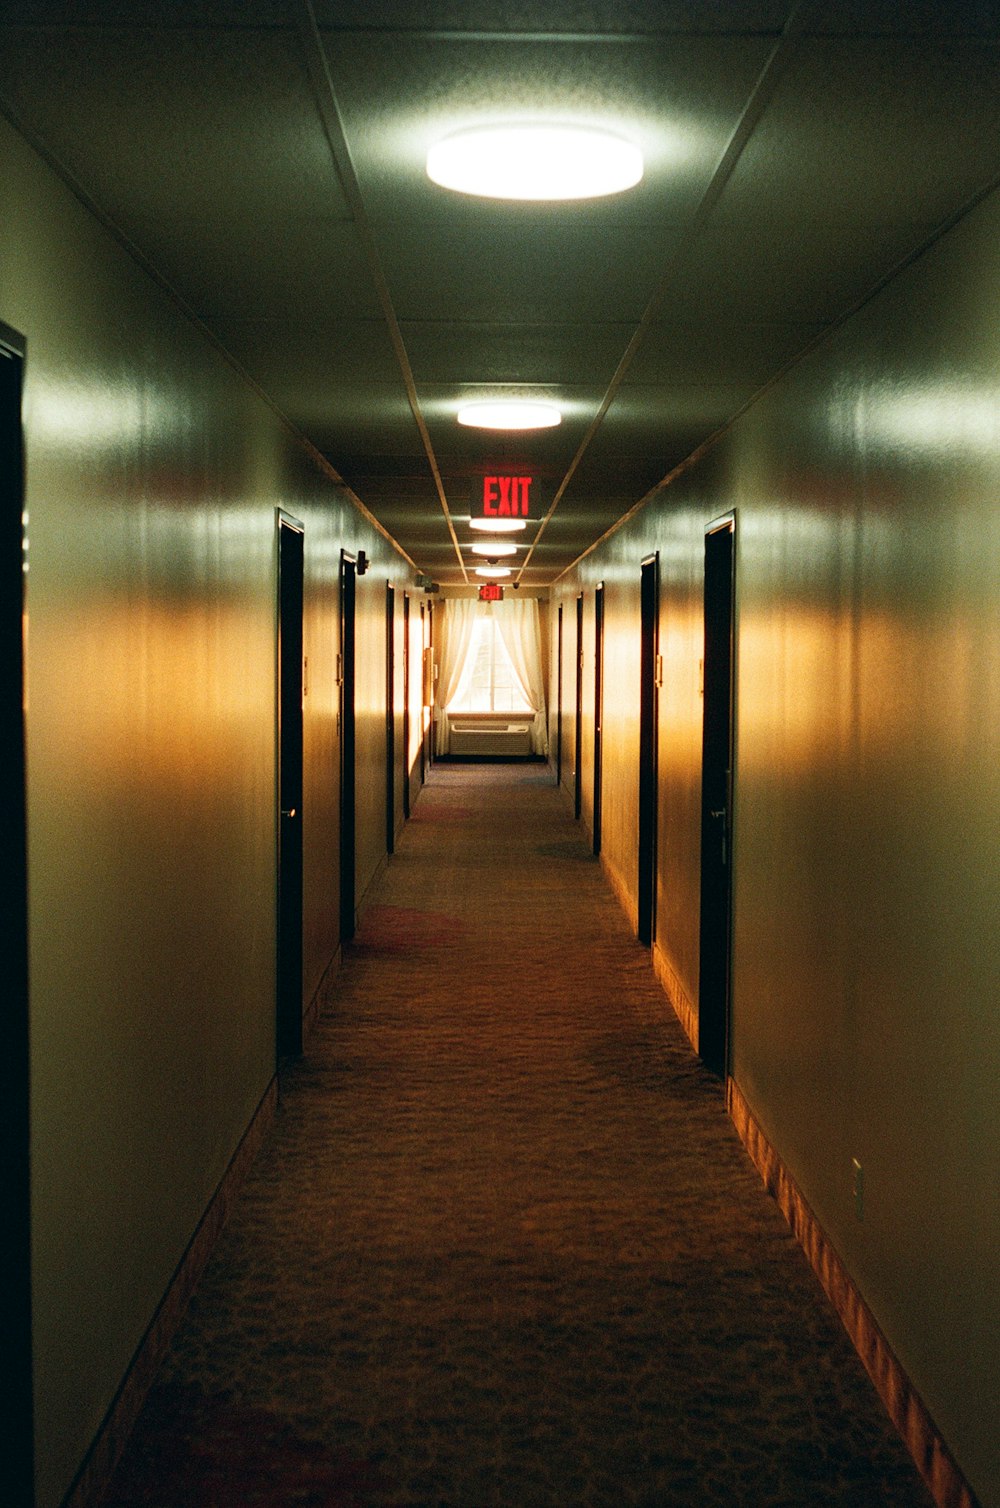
[101, 763, 932, 1508]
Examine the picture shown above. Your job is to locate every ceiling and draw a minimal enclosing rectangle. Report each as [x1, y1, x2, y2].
[3, 2, 1000, 587]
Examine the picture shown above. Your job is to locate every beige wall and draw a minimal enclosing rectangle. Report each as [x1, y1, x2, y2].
[554, 190, 1000, 1507]
[1, 117, 419, 1508]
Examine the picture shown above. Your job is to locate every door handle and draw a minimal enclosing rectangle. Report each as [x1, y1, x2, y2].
[710, 807, 727, 865]
[281, 807, 297, 819]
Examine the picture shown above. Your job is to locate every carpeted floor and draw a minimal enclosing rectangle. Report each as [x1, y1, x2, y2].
[101, 763, 935, 1507]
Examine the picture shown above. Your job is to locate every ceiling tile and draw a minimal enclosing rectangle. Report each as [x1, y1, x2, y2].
[0, 27, 351, 223]
[736, 38, 1000, 226]
[146, 221, 381, 324]
[402, 321, 635, 386]
[627, 321, 827, 386]
[210, 318, 404, 401]
[802, 1, 1000, 36]
[381, 220, 681, 323]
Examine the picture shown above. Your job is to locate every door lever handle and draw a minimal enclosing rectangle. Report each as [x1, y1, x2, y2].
[281, 807, 297, 819]
[710, 807, 727, 865]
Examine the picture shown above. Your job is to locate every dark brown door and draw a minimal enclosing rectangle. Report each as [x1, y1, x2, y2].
[402, 594, 411, 819]
[574, 593, 583, 820]
[1, 322, 34, 1507]
[340, 553, 357, 944]
[276, 512, 304, 1059]
[419, 604, 426, 783]
[555, 603, 563, 787]
[385, 583, 395, 855]
[699, 518, 736, 1076]
[593, 583, 605, 855]
[425, 600, 434, 772]
[638, 554, 659, 947]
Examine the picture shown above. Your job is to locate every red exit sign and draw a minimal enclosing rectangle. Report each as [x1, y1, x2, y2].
[481, 474, 532, 518]
[478, 583, 504, 602]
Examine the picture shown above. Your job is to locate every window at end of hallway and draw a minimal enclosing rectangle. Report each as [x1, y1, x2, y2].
[447, 613, 532, 715]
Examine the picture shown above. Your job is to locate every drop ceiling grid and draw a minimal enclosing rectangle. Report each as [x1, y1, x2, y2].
[320, 25, 785, 579]
[5, 7, 1000, 586]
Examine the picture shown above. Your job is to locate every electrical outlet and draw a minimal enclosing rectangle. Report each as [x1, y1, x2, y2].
[852, 1158, 864, 1220]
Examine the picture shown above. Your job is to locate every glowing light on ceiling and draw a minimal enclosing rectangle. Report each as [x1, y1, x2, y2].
[470, 541, 517, 556]
[457, 399, 561, 430]
[468, 516, 527, 533]
[427, 124, 643, 201]
[475, 565, 512, 578]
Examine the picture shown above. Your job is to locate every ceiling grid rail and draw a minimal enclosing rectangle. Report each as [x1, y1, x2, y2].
[296, 0, 469, 583]
[517, 0, 810, 584]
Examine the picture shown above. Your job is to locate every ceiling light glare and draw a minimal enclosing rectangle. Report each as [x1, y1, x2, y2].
[457, 399, 561, 431]
[469, 516, 527, 533]
[470, 541, 517, 557]
[475, 565, 512, 579]
[427, 124, 643, 201]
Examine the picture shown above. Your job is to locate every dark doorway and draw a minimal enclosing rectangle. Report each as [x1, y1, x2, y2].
[638, 554, 659, 947]
[339, 552, 357, 945]
[425, 601, 435, 773]
[574, 593, 583, 820]
[593, 583, 605, 855]
[419, 604, 427, 784]
[699, 518, 736, 1076]
[385, 583, 395, 855]
[555, 603, 563, 788]
[1, 322, 34, 1508]
[402, 594, 411, 820]
[276, 511, 304, 1060]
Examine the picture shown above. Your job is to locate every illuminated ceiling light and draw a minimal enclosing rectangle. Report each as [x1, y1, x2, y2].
[457, 399, 561, 430]
[468, 516, 527, 533]
[470, 541, 517, 556]
[475, 565, 512, 578]
[427, 123, 643, 201]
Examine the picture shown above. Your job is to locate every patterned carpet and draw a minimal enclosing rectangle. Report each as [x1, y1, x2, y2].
[101, 763, 934, 1507]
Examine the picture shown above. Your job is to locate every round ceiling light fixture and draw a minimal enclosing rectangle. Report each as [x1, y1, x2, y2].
[470, 541, 517, 557]
[475, 565, 512, 579]
[457, 399, 561, 430]
[468, 516, 527, 533]
[427, 123, 643, 201]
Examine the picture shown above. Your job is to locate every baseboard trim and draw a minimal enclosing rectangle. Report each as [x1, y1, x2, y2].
[727, 1078, 981, 1508]
[63, 1077, 279, 1508]
[599, 850, 638, 936]
[357, 851, 390, 921]
[303, 946, 342, 1045]
[651, 941, 698, 1052]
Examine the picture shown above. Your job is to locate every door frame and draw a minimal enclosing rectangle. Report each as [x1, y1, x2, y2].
[339, 550, 357, 945]
[276, 510, 305, 1060]
[593, 582, 605, 855]
[698, 514, 737, 1076]
[1, 319, 34, 1508]
[638, 552, 660, 947]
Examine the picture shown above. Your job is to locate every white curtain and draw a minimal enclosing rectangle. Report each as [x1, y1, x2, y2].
[494, 597, 548, 755]
[434, 598, 478, 754]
